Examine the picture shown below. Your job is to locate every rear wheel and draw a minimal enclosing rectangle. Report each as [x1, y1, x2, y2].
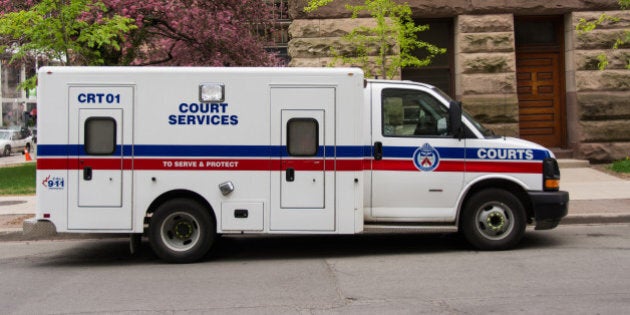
[3, 145, 10, 156]
[149, 198, 215, 263]
[461, 189, 526, 250]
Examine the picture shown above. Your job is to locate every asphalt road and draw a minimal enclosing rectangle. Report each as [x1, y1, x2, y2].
[1, 224, 629, 314]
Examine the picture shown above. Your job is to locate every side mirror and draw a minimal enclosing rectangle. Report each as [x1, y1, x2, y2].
[448, 100, 462, 138]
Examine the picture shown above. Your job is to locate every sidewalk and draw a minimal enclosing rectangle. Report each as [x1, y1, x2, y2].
[557, 164, 630, 224]
[1, 159, 629, 236]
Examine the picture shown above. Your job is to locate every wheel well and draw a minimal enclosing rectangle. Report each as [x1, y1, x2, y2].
[460, 179, 533, 223]
[144, 190, 216, 230]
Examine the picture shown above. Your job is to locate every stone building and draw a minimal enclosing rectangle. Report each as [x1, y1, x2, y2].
[287, 0, 630, 162]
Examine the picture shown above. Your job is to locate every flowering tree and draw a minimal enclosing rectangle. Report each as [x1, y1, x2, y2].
[1, 0, 282, 68]
[102, 0, 282, 66]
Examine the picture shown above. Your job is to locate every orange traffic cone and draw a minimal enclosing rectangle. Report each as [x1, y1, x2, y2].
[24, 148, 32, 161]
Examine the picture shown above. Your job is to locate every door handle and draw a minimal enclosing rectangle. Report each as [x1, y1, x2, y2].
[374, 141, 383, 160]
[83, 166, 93, 181]
[286, 168, 295, 182]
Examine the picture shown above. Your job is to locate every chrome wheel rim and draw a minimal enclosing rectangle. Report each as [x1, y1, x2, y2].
[475, 201, 514, 240]
[160, 211, 201, 252]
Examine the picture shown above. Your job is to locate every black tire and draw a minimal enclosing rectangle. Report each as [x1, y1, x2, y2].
[460, 188, 526, 250]
[149, 198, 215, 263]
[3, 145, 10, 156]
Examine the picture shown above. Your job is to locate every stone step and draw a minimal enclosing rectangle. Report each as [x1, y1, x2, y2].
[550, 148, 574, 159]
[558, 159, 590, 169]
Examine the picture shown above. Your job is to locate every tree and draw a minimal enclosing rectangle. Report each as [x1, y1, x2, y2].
[0, 0, 136, 88]
[0, 0, 135, 66]
[305, 0, 445, 79]
[576, 0, 630, 69]
[102, 0, 282, 66]
[1, 0, 283, 68]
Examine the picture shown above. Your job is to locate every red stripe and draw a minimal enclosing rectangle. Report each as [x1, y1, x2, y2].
[466, 161, 542, 173]
[335, 159, 364, 171]
[37, 158, 363, 171]
[135, 159, 272, 171]
[37, 158, 541, 174]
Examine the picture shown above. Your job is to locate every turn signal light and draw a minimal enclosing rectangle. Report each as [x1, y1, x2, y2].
[543, 157, 561, 191]
[545, 179, 560, 191]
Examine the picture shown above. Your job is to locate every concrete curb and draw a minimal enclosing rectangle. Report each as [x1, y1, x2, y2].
[561, 215, 630, 225]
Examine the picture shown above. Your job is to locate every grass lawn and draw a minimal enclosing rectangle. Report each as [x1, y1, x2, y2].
[0, 163, 36, 195]
[610, 158, 630, 173]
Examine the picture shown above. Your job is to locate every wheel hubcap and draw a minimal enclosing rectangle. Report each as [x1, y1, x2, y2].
[160, 212, 201, 252]
[174, 221, 194, 240]
[486, 211, 506, 232]
[476, 202, 513, 240]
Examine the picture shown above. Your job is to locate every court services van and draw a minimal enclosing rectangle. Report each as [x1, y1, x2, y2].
[33, 67, 568, 263]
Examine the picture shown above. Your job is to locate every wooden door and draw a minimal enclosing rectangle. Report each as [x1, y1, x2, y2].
[516, 52, 564, 148]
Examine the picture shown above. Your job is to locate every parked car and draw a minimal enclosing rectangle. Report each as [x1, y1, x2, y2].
[0, 129, 33, 156]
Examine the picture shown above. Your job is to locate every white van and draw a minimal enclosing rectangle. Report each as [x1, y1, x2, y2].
[33, 67, 568, 262]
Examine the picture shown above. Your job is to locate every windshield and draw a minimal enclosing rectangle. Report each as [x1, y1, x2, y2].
[0, 131, 11, 140]
[430, 86, 495, 138]
[462, 111, 495, 137]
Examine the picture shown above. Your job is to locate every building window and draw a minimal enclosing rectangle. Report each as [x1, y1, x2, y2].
[255, 0, 291, 65]
[402, 19, 454, 97]
[85, 117, 117, 155]
[515, 17, 563, 50]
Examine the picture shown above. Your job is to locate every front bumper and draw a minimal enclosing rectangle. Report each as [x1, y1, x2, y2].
[528, 190, 569, 230]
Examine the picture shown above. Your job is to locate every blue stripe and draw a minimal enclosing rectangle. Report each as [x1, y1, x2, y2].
[382, 146, 465, 159]
[135, 145, 276, 157]
[36, 144, 549, 160]
[37, 144, 372, 158]
[380, 146, 548, 160]
[38, 145, 129, 156]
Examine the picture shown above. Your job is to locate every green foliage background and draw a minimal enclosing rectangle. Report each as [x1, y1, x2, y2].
[0, 0, 136, 90]
[305, 0, 445, 79]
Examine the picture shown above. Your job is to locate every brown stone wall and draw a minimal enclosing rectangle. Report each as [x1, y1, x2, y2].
[289, 0, 619, 19]
[288, 0, 628, 161]
[570, 10, 630, 162]
[456, 14, 519, 137]
[288, 18, 401, 78]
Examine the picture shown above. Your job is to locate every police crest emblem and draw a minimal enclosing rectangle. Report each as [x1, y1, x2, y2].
[413, 143, 440, 172]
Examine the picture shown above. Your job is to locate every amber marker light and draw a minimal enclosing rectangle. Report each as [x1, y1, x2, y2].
[544, 178, 560, 191]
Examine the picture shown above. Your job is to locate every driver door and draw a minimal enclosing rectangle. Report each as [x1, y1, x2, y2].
[369, 86, 465, 221]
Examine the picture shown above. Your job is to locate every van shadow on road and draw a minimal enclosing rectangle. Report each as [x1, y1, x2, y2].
[31, 230, 565, 267]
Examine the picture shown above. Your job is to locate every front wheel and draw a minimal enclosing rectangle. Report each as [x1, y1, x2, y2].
[460, 189, 526, 250]
[149, 198, 215, 263]
[3, 145, 10, 156]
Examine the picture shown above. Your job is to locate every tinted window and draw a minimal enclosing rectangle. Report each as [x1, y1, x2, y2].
[382, 89, 450, 137]
[84, 117, 116, 155]
[287, 118, 319, 156]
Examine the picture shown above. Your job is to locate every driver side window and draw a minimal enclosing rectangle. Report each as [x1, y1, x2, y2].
[382, 89, 450, 137]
